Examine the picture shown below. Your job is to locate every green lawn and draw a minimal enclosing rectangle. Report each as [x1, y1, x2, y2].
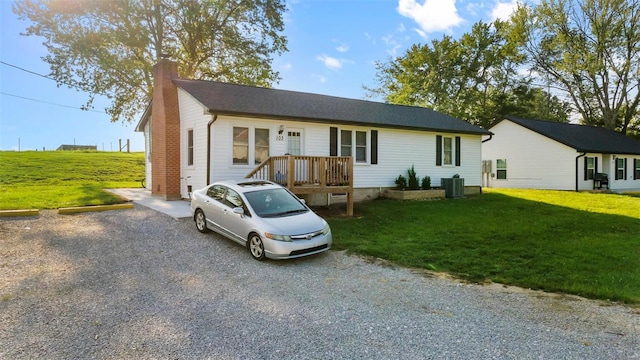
[0, 151, 145, 210]
[327, 189, 640, 304]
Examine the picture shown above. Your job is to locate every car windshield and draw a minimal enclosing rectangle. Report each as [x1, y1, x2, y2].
[243, 188, 308, 218]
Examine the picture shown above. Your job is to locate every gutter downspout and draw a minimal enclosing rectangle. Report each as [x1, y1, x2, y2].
[206, 114, 218, 185]
[575, 152, 587, 192]
[481, 134, 493, 143]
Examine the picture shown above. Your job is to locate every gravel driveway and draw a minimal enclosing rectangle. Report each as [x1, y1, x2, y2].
[1, 206, 638, 359]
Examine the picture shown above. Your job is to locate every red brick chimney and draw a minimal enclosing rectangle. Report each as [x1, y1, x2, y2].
[151, 59, 181, 200]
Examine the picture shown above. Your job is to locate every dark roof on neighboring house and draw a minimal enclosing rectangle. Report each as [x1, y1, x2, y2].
[492, 116, 640, 155]
[168, 79, 491, 135]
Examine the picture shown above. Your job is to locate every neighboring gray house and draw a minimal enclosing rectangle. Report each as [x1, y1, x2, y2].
[482, 116, 640, 191]
[136, 60, 492, 207]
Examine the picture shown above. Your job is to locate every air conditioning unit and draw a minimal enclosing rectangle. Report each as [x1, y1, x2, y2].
[441, 178, 465, 198]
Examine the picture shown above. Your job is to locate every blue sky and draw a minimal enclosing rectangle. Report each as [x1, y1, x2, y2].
[0, 0, 521, 152]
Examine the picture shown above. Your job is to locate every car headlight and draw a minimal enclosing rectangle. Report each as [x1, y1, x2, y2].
[264, 232, 292, 242]
[321, 223, 331, 235]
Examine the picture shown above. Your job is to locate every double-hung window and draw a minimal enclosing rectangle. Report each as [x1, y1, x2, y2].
[254, 128, 270, 164]
[187, 129, 194, 166]
[443, 137, 453, 165]
[615, 158, 626, 180]
[496, 159, 507, 179]
[233, 127, 249, 165]
[339, 129, 367, 163]
[233, 126, 270, 165]
[635, 159, 640, 180]
[436, 135, 461, 166]
[585, 157, 595, 180]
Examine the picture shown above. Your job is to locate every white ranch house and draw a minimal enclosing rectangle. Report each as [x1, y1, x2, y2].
[136, 60, 491, 213]
[482, 117, 640, 192]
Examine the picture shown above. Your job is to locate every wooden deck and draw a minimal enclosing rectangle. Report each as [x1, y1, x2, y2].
[246, 155, 354, 216]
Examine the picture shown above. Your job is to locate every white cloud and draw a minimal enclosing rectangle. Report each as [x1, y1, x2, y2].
[281, 63, 292, 71]
[381, 35, 403, 56]
[397, 0, 463, 34]
[336, 44, 349, 53]
[316, 54, 343, 70]
[490, 0, 519, 21]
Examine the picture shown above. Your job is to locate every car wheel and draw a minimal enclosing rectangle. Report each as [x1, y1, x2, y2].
[194, 209, 209, 233]
[248, 233, 266, 261]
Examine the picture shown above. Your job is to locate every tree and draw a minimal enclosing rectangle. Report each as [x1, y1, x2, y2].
[367, 20, 570, 128]
[510, 0, 640, 133]
[13, 0, 288, 123]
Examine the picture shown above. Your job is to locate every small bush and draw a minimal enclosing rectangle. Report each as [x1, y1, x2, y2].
[407, 165, 420, 190]
[395, 175, 407, 190]
[421, 176, 431, 190]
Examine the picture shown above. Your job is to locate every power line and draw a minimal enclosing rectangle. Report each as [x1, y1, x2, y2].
[0, 91, 106, 114]
[0, 60, 56, 82]
[0, 60, 109, 96]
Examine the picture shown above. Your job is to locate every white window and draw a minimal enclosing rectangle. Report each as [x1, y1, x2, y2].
[340, 129, 367, 163]
[616, 158, 626, 180]
[233, 126, 270, 165]
[443, 137, 453, 165]
[187, 129, 194, 166]
[233, 127, 249, 165]
[585, 157, 595, 180]
[254, 128, 270, 164]
[496, 159, 507, 179]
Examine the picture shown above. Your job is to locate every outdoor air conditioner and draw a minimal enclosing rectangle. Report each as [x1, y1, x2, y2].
[441, 177, 465, 198]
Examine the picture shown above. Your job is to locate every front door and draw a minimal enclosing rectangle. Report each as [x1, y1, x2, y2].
[287, 129, 302, 155]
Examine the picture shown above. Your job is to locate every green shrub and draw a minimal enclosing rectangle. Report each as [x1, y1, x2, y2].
[394, 175, 407, 190]
[407, 165, 420, 190]
[421, 176, 431, 190]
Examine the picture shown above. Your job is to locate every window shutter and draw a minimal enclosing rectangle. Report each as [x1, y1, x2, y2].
[584, 157, 588, 180]
[436, 135, 442, 166]
[371, 130, 378, 165]
[455, 136, 461, 166]
[635, 159, 639, 180]
[624, 158, 628, 179]
[595, 157, 598, 174]
[330, 127, 338, 156]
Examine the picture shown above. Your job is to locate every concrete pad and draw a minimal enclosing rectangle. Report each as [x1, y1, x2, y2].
[106, 188, 192, 219]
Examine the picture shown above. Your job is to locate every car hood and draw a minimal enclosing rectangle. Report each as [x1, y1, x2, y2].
[260, 210, 327, 235]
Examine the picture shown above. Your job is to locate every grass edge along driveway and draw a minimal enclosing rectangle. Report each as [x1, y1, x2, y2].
[327, 189, 640, 304]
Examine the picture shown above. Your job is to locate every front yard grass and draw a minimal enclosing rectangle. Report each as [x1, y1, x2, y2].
[327, 189, 640, 304]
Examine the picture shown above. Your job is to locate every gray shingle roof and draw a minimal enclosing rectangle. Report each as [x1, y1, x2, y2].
[494, 116, 640, 155]
[173, 79, 491, 135]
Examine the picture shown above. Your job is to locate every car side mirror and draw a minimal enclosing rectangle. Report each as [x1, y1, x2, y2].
[299, 198, 306, 204]
[233, 207, 245, 215]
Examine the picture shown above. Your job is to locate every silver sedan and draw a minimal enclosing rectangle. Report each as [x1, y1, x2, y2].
[190, 180, 332, 260]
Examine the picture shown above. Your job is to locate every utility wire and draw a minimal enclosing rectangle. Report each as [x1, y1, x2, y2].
[0, 60, 110, 113]
[0, 91, 106, 114]
[0, 60, 109, 96]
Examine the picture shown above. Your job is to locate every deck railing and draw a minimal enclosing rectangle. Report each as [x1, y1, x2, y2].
[246, 155, 354, 215]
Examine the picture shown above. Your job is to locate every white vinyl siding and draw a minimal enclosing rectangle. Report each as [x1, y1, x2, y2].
[482, 120, 578, 190]
[178, 88, 210, 197]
